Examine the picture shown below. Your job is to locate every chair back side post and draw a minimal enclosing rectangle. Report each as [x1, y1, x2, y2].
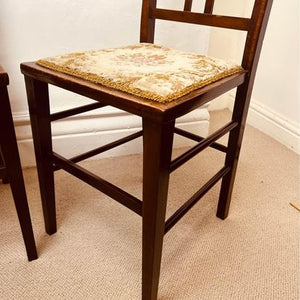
[140, 0, 157, 43]
[215, 0, 273, 219]
[241, 0, 273, 88]
[141, 0, 216, 42]
[229, 0, 273, 126]
[224, 0, 273, 161]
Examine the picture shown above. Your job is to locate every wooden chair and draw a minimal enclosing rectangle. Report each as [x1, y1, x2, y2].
[0, 66, 38, 261]
[21, 0, 273, 298]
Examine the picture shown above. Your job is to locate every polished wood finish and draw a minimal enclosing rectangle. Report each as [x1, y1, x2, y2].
[165, 166, 230, 234]
[142, 118, 174, 300]
[50, 102, 106, 121]
[21, 0, 273, 298]
[0, 66, 37, 261]
[24, 77, 56, 234]
[0, 66, 9, 183]
[140, 0, 157, 43]
[0, 65, 9, 85]
[150, 9, 251, 31]
[0, 148, 9, 183]
[67, 130, 143, 165]
[217, 0, 274, 219]
[170, 121, 238, 172]
[174, 127, 228, 153]
[204, 0, 215, 14]
[184, 0, 193, 12]
[52, 152, 143, 216]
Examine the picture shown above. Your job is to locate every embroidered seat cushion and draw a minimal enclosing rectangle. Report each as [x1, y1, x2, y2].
[37, 43, 243, 103]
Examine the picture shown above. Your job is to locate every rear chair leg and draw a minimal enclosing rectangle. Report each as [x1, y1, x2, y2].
[217, 86, 249, 220]
[216, 130, 240, 220]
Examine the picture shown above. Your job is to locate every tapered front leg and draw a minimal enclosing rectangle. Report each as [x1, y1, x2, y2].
[24, 77, 56, 234]
[0, 85, 37, 261]
[142, 118, 175, 300]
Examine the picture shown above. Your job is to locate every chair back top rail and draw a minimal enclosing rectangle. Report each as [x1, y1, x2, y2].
[149, 9, 251, 31]
[140, 0, 273, 72]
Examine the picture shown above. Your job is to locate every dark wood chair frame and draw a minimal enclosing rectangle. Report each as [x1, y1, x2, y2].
[0, 148, 9, 184]
[21, 0, 273, 298]
[0, 66, 38, 261]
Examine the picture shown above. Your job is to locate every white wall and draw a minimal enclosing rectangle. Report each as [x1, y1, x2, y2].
[0, 0, 210, 112]
[249, 0, 300, 153]
[0, 0, 142, 113]
[252, 0, 299, 124]
[208, 0, 300, 153]
[2, 0, 298, 161]
[207, 0, 250, 111]
[0, 0, 210, 167]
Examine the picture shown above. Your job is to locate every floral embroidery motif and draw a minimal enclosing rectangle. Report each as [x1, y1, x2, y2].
[113, 54, 168, 66]
[37, 43, 243, 103]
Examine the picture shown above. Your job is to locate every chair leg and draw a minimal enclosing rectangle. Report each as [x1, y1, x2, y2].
[216, 129, 240, 220]
[24, 77, 56, 235]
[0, 86, 37, 261]
[142, 118, 175, 300]
[217, 86, 249, 219]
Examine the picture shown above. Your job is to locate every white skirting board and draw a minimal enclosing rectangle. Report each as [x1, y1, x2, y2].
[14, 106, 210, 167]
[247, 100, 300, 154]
[227, 93, 300, 154]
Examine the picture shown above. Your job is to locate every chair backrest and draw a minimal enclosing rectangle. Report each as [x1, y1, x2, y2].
[140, 0, 273, 73]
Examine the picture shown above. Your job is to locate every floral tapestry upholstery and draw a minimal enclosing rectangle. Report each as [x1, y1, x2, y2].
[37, 43, 243, 103]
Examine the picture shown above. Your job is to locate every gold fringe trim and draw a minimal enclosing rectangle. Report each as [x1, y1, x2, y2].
[37, 59, 243, 103]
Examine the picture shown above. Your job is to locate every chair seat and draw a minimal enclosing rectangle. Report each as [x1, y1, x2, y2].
[37, 43, 243, 103]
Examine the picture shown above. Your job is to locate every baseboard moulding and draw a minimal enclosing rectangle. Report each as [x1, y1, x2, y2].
[13, 106, 210, 167]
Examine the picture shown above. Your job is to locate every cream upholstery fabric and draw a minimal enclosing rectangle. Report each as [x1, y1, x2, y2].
[37, 43, 243, 103]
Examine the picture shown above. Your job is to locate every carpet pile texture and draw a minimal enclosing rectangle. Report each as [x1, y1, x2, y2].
[0, 110, 299, 299]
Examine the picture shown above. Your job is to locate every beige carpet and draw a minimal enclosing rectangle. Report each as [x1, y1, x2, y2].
[0, 110, 299, 300]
